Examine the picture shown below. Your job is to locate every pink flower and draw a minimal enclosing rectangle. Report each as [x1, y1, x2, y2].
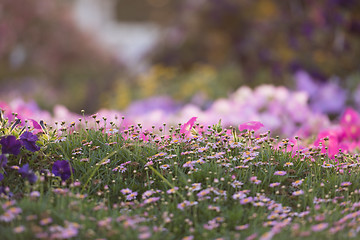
[239, 121, 264, 132]
[180, 117, 197, 137]
[313, 130, 340, 159]
[340, 108, 360, 139]
[341, 108, 360, 126]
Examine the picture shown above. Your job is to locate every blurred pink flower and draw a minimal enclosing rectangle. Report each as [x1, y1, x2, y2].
[239, 121, 264, 132]
[180, 117, 197, 136]
[314, 130, 340, 159]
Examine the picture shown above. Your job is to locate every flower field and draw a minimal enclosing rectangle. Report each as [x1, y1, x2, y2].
[3, 1, 360, 239]
[1, 86, 360, 240]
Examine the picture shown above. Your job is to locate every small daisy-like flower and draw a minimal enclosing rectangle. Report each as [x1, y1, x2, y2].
[341, 182, 352, 187]
[177, 201, 189, 210]
[232, 191, 247, 200]
[292, 179, 304, 187]
[96, 159, 110, 166]
[249, 176, 258, 182]
[39, 217, 53, 226]
[8, 207, 22, 215]
[197, 147, 208, 153]
[292, 190, 304, 196]
[60, 225, 79, 239]
[160, 164, 170, 170]
[194, 158, 205, 164]
[311, 222, 328, 232]
[182, 236, 194, 240]
[143, 197, 160, 205]
[138, 232, 152, 239]
[283, 162, 294, 167]
[253, 179, 262, 185]
[0, 211, 16, 222]
[240, 197, 253, 205]
[167, 187, 178, 194]
[121, 188, 132, 195]
[197, 189, 211, 198]
[190, 183, 201, 192]
[142, 190, 156, 199]
[269, 182, 280, 188]
[106, 128, 119, 134]
[274, 171, 287, 176]
[253, 202, 265, 207]
[145, 161, 154, 167]
[208, 205, 221, 212]
[183, 161, 194, 168]
[246, 233, 258, 240]
[29, 191, 40, 198]
[321, 163, 334, 168]
[259, 231, 275, 240]
[231, 180, 244, 188]
[126, 192, 138, 201]
[2, 200, 16, 209]
[98, 217, 112, 227]
[13, 225, 25, 233]
[235, 224, 249, 230]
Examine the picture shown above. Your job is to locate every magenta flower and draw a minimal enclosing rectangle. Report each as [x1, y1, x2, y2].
[0, 136, 22, 156]
[180, 117, 197, 136]
[238, 121, 264, 132]
[314, 130, 340, 159]
[340, 108, 360, 140]
[341, 108, 360, 125]
[28, 119, 43, 134]
[20, 131, 40, 152]
[52, 160, 72, 181]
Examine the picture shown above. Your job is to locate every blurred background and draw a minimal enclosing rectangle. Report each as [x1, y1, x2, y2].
[1, 0, 360, 114]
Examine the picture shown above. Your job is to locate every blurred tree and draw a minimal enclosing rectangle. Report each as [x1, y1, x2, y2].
[114, 0, 182, 24]
[0, 0, 123, 113]
[148, 0, 360, 84]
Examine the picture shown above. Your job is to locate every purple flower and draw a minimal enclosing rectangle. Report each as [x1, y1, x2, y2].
[52, 160, 72, 181]
[0, 154, 7, 167]
[0, 173, 3, 181]
[0, 136, 22, 156]
[19, 131, 40, 152]
[274, 171, 287, 176]
[18, 164, 37, 184]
